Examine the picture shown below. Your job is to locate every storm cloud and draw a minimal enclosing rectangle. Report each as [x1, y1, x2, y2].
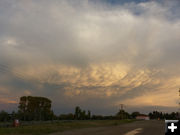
[0, 0, 180, 114]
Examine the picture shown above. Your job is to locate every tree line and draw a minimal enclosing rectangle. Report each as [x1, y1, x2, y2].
[148, 111, 179, 120]
[0, 96, 179, 122]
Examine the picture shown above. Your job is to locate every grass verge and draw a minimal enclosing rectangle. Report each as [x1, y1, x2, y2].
[0, 119, 135, 135]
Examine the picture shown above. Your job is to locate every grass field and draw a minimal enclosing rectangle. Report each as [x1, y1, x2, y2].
[0, 119, 135, 135]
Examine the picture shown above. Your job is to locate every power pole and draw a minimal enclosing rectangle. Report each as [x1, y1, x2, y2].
[120, 104, 124, 110]
[178, 88, 180, 119]
[120, 104, 125, 119]
[179, 88, 180, 110]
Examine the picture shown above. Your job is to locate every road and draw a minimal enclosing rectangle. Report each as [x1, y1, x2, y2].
[51, 120, 164, 135]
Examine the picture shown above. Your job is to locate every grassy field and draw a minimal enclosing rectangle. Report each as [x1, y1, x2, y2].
[0, 119, 135, 135]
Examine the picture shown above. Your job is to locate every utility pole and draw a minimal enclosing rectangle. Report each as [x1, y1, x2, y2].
[120, 104, 125, 119]
[179, 88, 180, 110]
[120, 104, 124, 110]
[178, 88, 180, 119]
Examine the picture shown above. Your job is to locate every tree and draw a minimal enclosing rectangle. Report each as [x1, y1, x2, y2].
[74, 106, 81, 120]
[148, 111, 179, 120]
[18, 96, 53, 121]
[0, 111, 10, 122]
[11, 111, 18, 120]
[59, 113, 74, 120]
[87, 110, 91, 119]
[80, 110, 86, 120]
[74, 106, 92, 120]
[116, 109, 130, 119]
[131, 112, 140, 119]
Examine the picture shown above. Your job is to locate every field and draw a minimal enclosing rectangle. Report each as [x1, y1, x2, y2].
[0, 120, 135, 135]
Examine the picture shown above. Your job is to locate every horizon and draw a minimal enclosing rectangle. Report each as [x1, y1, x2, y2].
[0, 99, 179, 115]
[0, 0, 180, 115]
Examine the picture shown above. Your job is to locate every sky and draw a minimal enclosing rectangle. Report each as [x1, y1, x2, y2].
[0, 0, 180, 115]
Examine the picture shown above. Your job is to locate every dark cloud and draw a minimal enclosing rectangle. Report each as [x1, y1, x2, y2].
[0, 0, 180, 114]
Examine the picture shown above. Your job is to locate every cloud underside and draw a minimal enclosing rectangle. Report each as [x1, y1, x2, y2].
[0, 0, 180, 113]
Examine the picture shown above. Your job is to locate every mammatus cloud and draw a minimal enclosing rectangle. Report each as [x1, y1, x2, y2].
[0, 0, 180, 114]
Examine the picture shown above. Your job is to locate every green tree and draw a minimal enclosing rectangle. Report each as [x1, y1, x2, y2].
[131, 112, 140, 119]
[74, 106, 81, 120]
[0, 111, 10, 122]
[87, 110, 91, 119]
[80, 110, 86, 120]
[18, 96, 53, 121]
[116, 109, 130, 119]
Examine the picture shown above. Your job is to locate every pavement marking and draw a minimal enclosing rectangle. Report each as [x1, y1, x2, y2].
[124, 128, 143, 135]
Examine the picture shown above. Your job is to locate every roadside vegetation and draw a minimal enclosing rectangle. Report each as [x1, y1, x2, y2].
[0, 119, 135, 135]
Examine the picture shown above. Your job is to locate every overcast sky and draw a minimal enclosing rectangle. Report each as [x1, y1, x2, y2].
[0, 0, 180, 115]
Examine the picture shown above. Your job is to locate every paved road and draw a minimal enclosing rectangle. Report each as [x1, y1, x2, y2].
[51, 120, 164, 135]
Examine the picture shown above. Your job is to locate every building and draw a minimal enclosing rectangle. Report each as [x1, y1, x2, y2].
[136, 115, 150, 120]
